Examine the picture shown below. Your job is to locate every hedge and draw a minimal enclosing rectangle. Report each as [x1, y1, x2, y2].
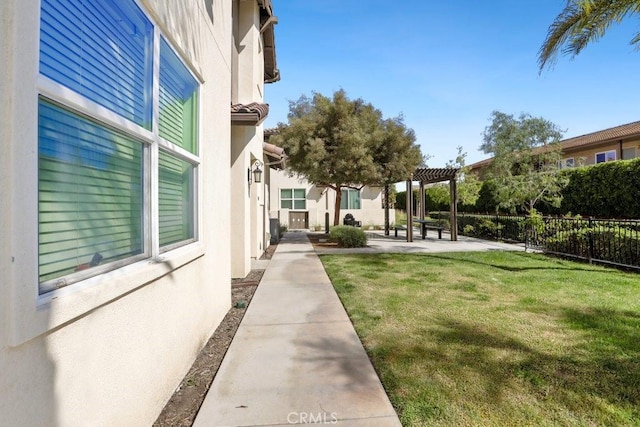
[559, 158, 640, 219]
[397, 158, 640, 219]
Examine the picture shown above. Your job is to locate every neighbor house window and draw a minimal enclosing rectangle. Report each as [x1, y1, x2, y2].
[38, 0, 199, 293]
[622, 147, 637, 160]
[558, 158, 575, 169]
[595, 150, 616, 163]
[340, 188, 361, 209]
[280, 189, 306, 209]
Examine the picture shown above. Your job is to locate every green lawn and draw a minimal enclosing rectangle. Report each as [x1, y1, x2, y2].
[320, 251, 640, 426]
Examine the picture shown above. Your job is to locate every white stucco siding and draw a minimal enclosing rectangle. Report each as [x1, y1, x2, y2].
[0, 1, 232, 426]
[229, 0, 269, 278]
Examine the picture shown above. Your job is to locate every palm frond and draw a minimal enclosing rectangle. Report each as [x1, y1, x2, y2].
[538, 0, 640, 72]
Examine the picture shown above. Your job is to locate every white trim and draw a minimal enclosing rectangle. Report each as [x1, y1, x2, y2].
[157, 138, 201, 164]
[280, 187, 306, 210]
[38, 75, 155, 144]
[595, 150, 616, 163]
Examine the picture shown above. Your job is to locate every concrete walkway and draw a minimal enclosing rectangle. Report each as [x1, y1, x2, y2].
[314, 230, 525, 255]
[193, 232, 401, 427]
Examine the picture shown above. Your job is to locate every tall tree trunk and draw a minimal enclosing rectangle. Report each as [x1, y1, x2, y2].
[334, 188, 342, 226]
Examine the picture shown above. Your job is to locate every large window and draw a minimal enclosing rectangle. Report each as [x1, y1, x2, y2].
[622, 147, 637, 160]
[281, 189, 306, 209]
[595, 150, 616, 164]
[340, 188, 361, 210]
[38, 0, 199, 293]
[558, 158, 575, 169]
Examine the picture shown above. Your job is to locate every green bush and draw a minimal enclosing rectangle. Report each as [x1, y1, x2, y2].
[559, 158, 640, 218]
[458, 215, 500, 240]
[329, 226, 368, 248]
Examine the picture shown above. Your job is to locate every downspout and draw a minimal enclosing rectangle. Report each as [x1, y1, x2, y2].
[619, 140, 623, 160]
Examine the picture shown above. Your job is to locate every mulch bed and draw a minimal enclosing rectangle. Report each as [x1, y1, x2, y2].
[306, 232, 339, 249]
[153, 244, 276, 427]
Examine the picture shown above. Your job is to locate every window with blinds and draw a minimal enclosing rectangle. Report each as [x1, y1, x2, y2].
[158, 38, 198, 249]
[38, 100, 144, 288]
[159, 151, 194, 248]
[159, 38, 198, 153]
[38, 0, 200, 293]
[40, 0, 153, 128]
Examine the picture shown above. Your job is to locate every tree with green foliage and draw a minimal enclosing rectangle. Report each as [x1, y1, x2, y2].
[426, 146, 480, 211]
[481, 111, 568, 214]
[538, 0, 640, 71]
[271, 90, 422, 225]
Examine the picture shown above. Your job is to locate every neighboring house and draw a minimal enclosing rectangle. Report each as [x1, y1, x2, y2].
[269, 169, 393, 229]
[469, 121, 640, 176]
[0, 1, 278, 426]
[230, 0, 282, 278]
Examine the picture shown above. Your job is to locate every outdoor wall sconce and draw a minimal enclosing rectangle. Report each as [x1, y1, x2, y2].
[252, 160, 264, 184]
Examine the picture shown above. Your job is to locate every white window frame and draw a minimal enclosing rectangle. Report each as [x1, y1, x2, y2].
[595, 150, 616, 164]
[8, 0, 205, 345]
[341, 188, 362, 210]
[280, 188, 306, 210]
[558, 158, 575, 169]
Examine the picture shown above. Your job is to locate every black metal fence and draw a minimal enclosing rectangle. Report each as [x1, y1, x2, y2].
[453, 213, 640, 271]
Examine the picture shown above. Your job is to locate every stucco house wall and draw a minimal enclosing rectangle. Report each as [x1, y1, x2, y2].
[229, 0, 278, 278]
[1, 1, 233, 425]
[470, 121, 640, 177]
[560, 138, 640, 166]
[269, 170, 393, 229]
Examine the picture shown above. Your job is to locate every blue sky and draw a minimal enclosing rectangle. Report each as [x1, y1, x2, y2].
[263, 1, 640, 167]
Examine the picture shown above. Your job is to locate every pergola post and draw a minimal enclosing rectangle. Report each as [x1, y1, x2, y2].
[449, 178, 458, 241]
[419, 181, 425, 221]
[406, 179, 413, 242]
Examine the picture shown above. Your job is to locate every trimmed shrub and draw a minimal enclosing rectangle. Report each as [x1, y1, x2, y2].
[329, 226, 368, 248]
[559, 158, 640, 218]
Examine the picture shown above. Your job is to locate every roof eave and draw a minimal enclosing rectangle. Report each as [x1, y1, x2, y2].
[231, 113, 267, 126]
[258, 1, 279, 83]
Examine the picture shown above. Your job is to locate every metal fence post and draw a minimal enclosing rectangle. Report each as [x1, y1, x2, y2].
[588, 216, 594, 264]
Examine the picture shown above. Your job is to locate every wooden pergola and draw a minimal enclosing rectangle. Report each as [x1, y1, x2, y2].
[384, 167, 460, 242]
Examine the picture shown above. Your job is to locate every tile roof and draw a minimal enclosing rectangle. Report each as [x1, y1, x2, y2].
[468, 120, 640, 170]
[264, 127, 279, 137]
[559, 120, 640, 151]
[231, 103, 269, 125]
[263, 142, 287, 170]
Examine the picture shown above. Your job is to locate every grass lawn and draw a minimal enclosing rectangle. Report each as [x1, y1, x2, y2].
[320, 251, 640, 426]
